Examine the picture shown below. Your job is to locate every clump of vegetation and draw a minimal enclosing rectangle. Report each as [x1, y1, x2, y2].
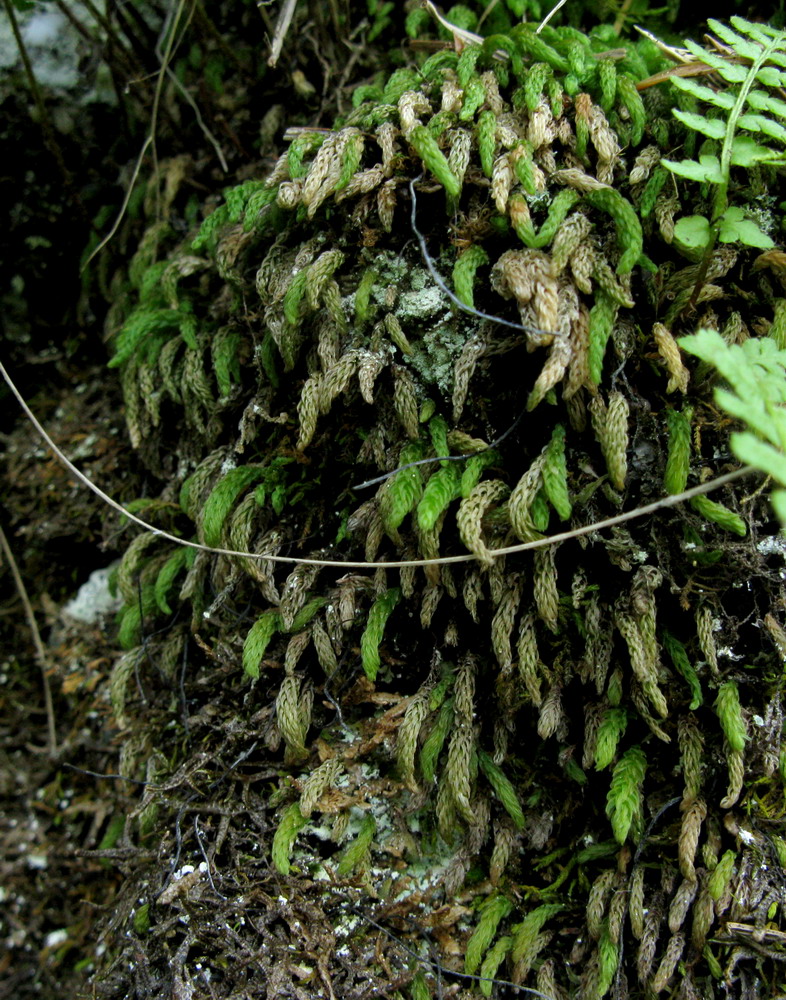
[78, 8, 786, 999]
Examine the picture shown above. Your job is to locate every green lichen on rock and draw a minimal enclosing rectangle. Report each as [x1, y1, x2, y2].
[103, 12, 786, 1000]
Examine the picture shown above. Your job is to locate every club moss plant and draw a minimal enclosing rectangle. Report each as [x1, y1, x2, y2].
[104, 13, 786, 999]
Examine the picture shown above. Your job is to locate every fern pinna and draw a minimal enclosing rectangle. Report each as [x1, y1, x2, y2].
[664, 17, 786, 257]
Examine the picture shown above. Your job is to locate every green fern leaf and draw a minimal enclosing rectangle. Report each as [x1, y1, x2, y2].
[707, 18, 762, 60]
[730, 135, 783, 165]
[731, 431, 786, 484]
[747, 89, 786, 117]
[662, 155, 723, 184]
[717, 207, 774, 248]
[683, 41, 747, 82]
[679, 329, 786, 526]
[670, 75, 735, 109]
[737, 112, 786, 143]
[673, 110, 726, 140]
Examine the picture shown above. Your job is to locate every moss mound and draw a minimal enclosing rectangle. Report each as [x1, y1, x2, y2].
[91, 13, 786, 1000]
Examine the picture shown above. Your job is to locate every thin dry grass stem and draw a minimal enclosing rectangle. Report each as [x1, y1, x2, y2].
[163, 65, 229, 172]
[0, 359, 754, 571]
[84, 0, 228, 273]
[477, 0, 502, 31]
[268, 0, 300, 67]
[424, 0, 488, 49]
[150, 0, 194, 217]
[82, 136, 153, 273]
[537, 0, 567, 34]
[0, 523, 57, 755]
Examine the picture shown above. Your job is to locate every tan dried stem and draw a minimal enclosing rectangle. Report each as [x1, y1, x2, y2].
[268, 0, 299, 67]
[0, 524, 57, 755]
[0, 358, 756, 572]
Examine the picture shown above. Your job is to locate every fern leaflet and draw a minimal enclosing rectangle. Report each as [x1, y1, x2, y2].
[664, 17, 786, 256]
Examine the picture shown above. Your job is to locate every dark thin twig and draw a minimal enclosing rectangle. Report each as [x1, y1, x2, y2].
[352, 409, 527, 490]
[0, 341, 757, 567]
[62, 763, 161, 787]
[632, 796, 682, 869]
[194, 816, 227, 899]
[353, 174, 559, 491]
[322, 670, 347, 730]
[408, 172, 556, 338]
[159, 801, 189, 898]
[207, 740, 260, 792]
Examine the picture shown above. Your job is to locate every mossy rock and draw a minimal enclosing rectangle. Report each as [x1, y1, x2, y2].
[99, 16, 786, 1000]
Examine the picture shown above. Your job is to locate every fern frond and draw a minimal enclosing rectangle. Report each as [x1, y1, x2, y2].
[669, 75, 735, 110]
[680, 328, 786, 524]
[663, 18, 786, 256]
